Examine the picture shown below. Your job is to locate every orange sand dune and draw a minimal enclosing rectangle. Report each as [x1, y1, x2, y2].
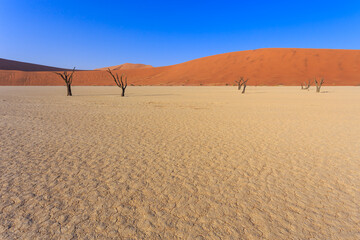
[1, 48, 360, 86]
[0, 58, 70, 72]
[95, 63, 153, 71]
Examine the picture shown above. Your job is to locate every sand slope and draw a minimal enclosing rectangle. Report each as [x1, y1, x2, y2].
[1, 86, 359, 239]
[95, 63, 153, 71]
[0, 58, 70, 72]
[1, 48, 360, 86]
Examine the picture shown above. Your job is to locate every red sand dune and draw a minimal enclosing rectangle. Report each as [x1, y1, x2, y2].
[1, 48, 360, 86]
[0, 58, 70, 72]
[95, 63, 153, 71]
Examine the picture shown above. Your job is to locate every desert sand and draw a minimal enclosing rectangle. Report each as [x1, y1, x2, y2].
[0, 86, 359, 239]
[1, 48, 360, 86]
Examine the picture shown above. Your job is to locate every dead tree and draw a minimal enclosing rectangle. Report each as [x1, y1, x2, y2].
[301, 80, 311, 90]
[107, 68, 128, 97]
[314, 77, 324, 93]
[235, 77, 244, 90]
[242, 78, 249, 94]
[235, 77, 249, 93]
[54, 67, 75, 96]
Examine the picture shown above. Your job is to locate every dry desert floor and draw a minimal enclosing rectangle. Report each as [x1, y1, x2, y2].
[0, 86, 359, 239]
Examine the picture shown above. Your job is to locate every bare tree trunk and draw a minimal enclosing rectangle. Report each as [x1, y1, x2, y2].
[314, 77, 324, 93]
[242, 83, 247, 94]
[67, 84, 72, 96]
[237, 83, 241, 90]
[316, 84, 321, 92]
[121, 88, 125, 97]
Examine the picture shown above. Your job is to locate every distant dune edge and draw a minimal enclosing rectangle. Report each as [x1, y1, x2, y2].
[1, 48, 360, 86]
[0, 58, 70, 72]
[95, 63, 153, 71]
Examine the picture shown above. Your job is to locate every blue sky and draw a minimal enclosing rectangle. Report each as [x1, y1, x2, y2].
[1, 0, 360, 69]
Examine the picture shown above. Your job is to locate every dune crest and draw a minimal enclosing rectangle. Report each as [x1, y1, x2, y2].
[0, 58, 70, 72]
[95, 63, 153, 71]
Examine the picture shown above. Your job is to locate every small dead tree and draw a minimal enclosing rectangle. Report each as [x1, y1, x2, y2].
[301, 80, 311, 90]
[314, 77, 324, 93]
[241, 78, 249, 94]
[235, 77, 249, 93]
[54, 67, 75, 96]
[235, 77, 244, 90]
[107, 68, 128, 97]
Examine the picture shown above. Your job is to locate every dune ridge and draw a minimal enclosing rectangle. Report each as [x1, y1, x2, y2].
[0, 58, 70, 72]
[95, 63, 153, 71]
[1, 48, 360, 86]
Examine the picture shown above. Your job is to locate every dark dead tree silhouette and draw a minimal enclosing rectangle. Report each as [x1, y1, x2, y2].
[241, 78, 249, 94]
[54, 67, 75, 96]
[301, 80, 311, 90]
[107, 68, 128, 97]
[235, 77, 249, 93]
[235, 77, 244, 90]
[314, 77, 324, 93]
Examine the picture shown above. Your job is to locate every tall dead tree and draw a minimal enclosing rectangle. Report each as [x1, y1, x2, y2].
[235, 77, 249, 93]
[107, 68, 128, 97]
[54, 67, 75, 96]
[314, 77, 324, 93]
[301, 80, 311, 90]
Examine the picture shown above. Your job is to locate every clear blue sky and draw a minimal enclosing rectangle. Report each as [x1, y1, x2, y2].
[1, 0, 360, 69]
